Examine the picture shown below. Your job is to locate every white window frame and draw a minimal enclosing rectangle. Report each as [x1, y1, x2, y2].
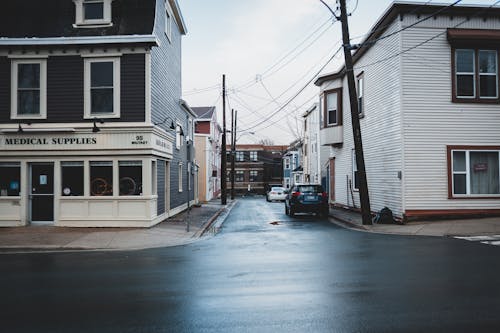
[352, 150, 359, 191]
[176, 123, 183, 150]
[478, 50, 498, 99]
[250, 151, 258, 161]
[236, 151, 244, 162]
[84, 57, 120, 119]
[165, 0, 173, 42]
[284, 158, 290, 169]
[11, 59, 47, 120]
[455, 49, 476, 99]
[178, 162, 183, 192]
[451, 149, 500, 197]
[357, 73, 364, 117]
[73, 0, 113, 28]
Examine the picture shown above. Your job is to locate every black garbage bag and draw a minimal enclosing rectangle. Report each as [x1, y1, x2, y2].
[373, 207, 394, 224]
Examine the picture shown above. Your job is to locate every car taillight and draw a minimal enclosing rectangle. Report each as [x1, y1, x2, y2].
[321, 192, 328, 199]
[292, 191, 300, 198]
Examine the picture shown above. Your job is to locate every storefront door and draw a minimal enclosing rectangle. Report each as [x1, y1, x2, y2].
[29, 163, 54, 223]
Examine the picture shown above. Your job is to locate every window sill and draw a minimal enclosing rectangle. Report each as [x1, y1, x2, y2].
[11, 114, 47, 120]
[73, 22, 113, 29]
[452, 97, 500, 104]
[84, 113, 120, 120]
[450, 195, 500, 199]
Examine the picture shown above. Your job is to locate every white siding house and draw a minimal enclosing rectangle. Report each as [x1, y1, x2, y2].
[315, 2, 500, 221]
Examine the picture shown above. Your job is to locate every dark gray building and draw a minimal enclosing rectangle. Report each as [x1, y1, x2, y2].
[0, 0, 195, 227]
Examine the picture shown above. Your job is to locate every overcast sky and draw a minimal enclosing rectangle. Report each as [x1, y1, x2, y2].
[179, 0, 492, 145]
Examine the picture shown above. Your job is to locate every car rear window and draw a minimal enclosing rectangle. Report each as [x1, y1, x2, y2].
[271, 187, 284, 191]
[297, 185, 324, 193]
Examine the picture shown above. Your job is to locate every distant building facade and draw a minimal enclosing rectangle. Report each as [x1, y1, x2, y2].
[193, 106, 221, 203]
[227, 144, 286, 195]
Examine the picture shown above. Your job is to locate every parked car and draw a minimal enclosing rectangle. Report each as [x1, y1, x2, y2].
[267, 187, 287, 202]
[285, 183, 328, 217]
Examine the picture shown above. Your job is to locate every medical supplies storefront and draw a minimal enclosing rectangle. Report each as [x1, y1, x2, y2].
[0, 127, 173, 227]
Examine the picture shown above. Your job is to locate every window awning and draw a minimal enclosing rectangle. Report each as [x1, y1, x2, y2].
[447, 29, 500, 46]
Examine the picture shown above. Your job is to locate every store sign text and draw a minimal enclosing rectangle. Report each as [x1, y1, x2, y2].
[4, 137, 97, 145]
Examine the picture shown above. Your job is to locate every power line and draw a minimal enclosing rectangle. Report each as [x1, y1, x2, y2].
[355, 0, 500, 71]
[240, 45, 343, 132]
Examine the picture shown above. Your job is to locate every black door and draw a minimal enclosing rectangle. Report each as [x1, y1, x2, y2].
[30, 163, 54, 222]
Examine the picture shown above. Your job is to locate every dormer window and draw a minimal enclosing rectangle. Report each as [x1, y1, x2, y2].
[74, 0, 113, 28]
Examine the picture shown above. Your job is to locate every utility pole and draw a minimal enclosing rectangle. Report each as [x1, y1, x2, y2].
[338, 0, 372, 225]
[231, 109, 237, 200]
[221, 74, 227, 205]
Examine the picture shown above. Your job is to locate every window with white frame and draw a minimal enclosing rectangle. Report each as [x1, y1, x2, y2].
[284, 158, 290, 169]
[176, 124, 183, 149]
[357, 73, 364, 116]
[90, 161, 113, 196]
[178, 162, 183, 192]
[74, 0, 113, 27]
[250, 151, 258, 161]
[11, 59, 47, 119]
[323, 88, 342, 127]
[454, 48, 498, 101]
[61, 162, 84, 196]
[84, 57, 120, 119]
[285, 178, 290, 189]
[236, 151, 244, 162]
[352, 150, 359, 191]
[165, 0, 173, 42]
[0, 162, 21, 197]
[451, 149, 500, 196]
[119, 161, 142, 196]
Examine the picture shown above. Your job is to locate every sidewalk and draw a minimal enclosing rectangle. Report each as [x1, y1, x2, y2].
[0, 199, 235, 253]
[329, 207, 500, 237]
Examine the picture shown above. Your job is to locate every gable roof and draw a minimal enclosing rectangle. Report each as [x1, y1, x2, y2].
[315, 1, 500, 86]
[192, 106, 216, 120]
[0, 0, 156, 39]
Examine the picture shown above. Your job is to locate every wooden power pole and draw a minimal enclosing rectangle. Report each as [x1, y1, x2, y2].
[338, 0, 372, 225]
[231, 109, 237, 200]
[221, 74, 227, 205]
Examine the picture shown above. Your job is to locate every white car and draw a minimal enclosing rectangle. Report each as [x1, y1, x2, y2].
[267, 187, 287, 202]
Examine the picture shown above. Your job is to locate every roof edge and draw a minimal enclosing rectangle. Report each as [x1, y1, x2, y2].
[0, 35, 159, 46]
[169, 0, 188, 35]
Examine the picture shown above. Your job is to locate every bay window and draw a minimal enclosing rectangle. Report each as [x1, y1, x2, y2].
[323, 88, 342, 127]
[450, 148, 500, 197]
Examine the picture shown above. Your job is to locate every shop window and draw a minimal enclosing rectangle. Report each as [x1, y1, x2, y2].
[451, 149, 500, 196]
[90, 161, 113, 196]
[11, 59, 47, 120]
[84, 57, 120, 119]
[249, 170, 258, 182]
[0, 163, 21, 197]
[119, 161, 142, 196]
[236, 170, 244, 182]
[61, 162, 84, 196]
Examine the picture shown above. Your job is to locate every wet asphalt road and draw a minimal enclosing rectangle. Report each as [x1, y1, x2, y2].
[1, 197, 500, 333]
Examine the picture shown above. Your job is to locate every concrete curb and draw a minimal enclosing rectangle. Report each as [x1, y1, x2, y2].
[196, 199, 238, 237]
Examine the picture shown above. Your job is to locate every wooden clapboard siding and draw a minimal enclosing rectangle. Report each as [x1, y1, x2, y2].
[401, 14, 500, 212]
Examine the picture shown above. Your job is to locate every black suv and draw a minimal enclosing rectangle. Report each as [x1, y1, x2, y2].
[285, 184, 329, 217]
